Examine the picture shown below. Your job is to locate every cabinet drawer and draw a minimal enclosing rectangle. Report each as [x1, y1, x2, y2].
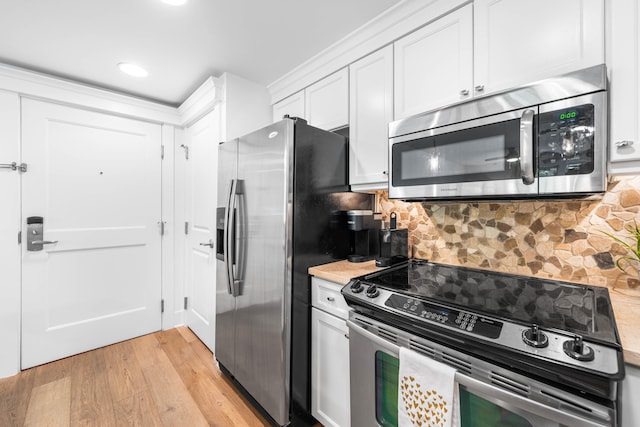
[311, 277, 350, 320]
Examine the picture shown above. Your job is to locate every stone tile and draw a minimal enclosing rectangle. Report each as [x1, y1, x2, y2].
[377, 177, 640, 291]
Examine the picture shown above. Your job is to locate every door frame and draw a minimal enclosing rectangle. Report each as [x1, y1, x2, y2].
[0, 90, 21, 379]
[0, 65, 182, 379]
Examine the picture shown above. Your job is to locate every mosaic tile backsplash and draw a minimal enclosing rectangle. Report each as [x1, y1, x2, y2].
[376, 176, 640, 293]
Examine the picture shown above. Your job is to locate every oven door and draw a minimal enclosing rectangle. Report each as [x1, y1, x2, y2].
[388, 107, 538, 200]
[347, 314, 616, 427]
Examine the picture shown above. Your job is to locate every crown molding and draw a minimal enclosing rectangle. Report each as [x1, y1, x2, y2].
[178, 76, 224, 128]
[268, 0, 470, 104]
[0, 62, 181, 125]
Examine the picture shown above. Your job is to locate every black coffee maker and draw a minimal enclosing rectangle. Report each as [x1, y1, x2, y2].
[346, 210, 381, 263]
[376, 212, 409, 267]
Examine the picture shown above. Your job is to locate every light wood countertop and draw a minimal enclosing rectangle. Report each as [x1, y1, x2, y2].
[308, 259, 385, 285]
[309, 260, 640, 367]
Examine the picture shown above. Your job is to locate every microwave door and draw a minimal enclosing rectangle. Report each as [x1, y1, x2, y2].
[537, 93, 607, 196]
[389, 107, 539, 200]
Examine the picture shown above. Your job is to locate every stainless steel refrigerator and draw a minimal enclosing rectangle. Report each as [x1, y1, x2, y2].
[215, 117, 371, 426]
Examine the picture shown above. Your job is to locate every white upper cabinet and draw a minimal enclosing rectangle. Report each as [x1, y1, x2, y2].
[394, 5, 473, 120]
[474, 0, 604, 96]
[394, 0, 604, 120]
[305, 68, 349, 131]
[607, 0, 640, 172]
[272, 90, 305, 123]
[349, 45, 394, 191]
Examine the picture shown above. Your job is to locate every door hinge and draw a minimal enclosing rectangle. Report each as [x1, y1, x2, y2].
[158, 221, 166, 236]
[180, 144, 189, 160]
[161, 145, 165, 160]
[161, 299, 165, 313]
[0, 162, 27, 173]
[184, 297, 188, 310]
[184, 221, 189, 235]
[18, 230, 21, 244]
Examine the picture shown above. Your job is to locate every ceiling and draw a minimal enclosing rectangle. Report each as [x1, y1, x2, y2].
[0, 0, 402, 107]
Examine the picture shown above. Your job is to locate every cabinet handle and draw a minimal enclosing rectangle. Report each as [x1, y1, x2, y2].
[459, 89, 469, 96]
[616, 140, 634, 148]
[475, 84, 485, 93]
[382, 171, 388, 175]
[326, 296, 335, 302]
[344, 334, 350, 340]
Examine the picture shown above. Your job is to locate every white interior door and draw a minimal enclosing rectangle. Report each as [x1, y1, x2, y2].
[184, 109, 219, 351]
[21, 98, 162, 369]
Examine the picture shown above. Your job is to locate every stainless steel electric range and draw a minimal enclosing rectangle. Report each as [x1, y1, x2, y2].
[342, 259, 625, 427]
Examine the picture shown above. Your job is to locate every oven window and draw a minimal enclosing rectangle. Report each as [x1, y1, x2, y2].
[459, 388, 533, 427]
[375, 351, 399, 427]
[391, 118, 523, 186]
[374, 351, 545, 427]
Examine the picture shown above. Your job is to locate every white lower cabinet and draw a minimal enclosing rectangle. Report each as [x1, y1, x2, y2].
[311, 277, 351, 427]
[623, 364, 640, 426]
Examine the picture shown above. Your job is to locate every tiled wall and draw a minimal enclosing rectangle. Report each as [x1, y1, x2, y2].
[376, 176, 640, 293]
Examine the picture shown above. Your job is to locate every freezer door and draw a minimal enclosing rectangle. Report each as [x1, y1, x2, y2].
[233, 119, 293, 426]
[215, 138, 238, 371]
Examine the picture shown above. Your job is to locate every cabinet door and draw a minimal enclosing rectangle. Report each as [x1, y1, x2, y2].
[311, 308, 350, 427]
[607, 0, 640, 171]
[623, 365, 640, 426]
[349, 45, 393, 191]
[272, 90, 305, 123]
[394, 5, 473, 119]
[311, 277, 350, 320]
[474, 0, 604, 96]
[305, 68, 349, 131]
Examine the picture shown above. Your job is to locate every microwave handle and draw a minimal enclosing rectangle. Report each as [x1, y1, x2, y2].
[519, 109, 535, 185]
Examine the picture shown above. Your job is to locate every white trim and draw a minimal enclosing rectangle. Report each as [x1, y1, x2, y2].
[173, 126, 188, 327]
[0, 90, 21, 379]
[161, 124, 177, 330]
[178, 76, 224, 128]
[268, 0, 470, 104]
[0, 62, 181, 125]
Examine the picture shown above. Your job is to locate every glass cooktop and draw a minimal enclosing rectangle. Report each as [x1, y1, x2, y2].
[361, 259, 620, 346]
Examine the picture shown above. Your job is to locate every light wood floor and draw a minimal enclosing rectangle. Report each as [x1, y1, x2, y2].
[0, 327, 271, 426]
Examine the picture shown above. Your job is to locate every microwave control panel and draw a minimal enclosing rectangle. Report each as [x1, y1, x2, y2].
[537, 103, 595, 177]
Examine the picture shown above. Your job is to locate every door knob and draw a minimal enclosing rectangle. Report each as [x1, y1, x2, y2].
[200, 239, 214, 248]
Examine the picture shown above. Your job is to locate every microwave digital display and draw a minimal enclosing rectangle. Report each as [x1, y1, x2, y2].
[538, 103, 595, 177]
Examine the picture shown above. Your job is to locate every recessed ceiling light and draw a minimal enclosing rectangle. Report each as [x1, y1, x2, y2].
[160, 0, 187, 5]
[118, 62, 149, 77]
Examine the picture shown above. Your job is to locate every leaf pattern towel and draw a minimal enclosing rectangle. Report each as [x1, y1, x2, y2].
[398, 347, 458, 427]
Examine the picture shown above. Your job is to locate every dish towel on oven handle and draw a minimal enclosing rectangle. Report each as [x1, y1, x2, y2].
[398, 347, 459, 427]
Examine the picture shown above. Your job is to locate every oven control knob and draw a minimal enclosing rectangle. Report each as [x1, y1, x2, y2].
[350, 281, 364, 293]
[365, 285, 380, 298]
[563, 335, 595, 362]
[522, 324, 549, 348]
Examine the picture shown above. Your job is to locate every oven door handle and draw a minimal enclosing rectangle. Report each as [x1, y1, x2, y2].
[520, 109, 535, 185]
[347, 319, 401, 353]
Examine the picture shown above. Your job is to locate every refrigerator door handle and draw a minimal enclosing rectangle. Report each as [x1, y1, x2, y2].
[234, 180, 245, 296]
[224, 179, 236, 296]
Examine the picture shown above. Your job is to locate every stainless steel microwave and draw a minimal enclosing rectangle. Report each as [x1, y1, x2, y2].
[388, 65, 608, 201]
